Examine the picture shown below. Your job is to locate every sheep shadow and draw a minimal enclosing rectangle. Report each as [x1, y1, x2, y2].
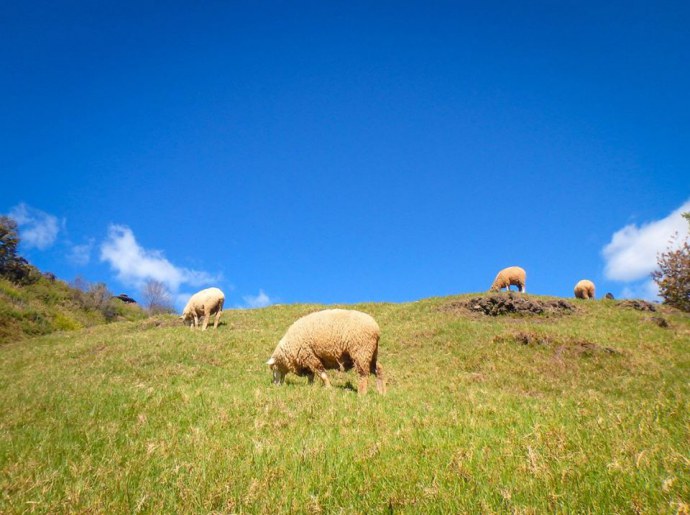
[338, 381, 358, 393]
[281, 377, 359, 393]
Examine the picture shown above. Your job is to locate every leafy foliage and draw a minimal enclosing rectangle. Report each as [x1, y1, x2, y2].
[0, 216, 39, 285]
[0, 216, 19, 269]
[652, 213, 690, 312]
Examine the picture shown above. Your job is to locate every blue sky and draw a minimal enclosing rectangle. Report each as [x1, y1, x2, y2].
[2, 1, 689, 309]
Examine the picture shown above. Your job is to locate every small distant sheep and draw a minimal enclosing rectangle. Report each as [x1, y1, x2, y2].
[180, 287, 225, 330]
[574, 280, 596, 299]
[490, 266, 527, 293]
[266, 309, 386, 395]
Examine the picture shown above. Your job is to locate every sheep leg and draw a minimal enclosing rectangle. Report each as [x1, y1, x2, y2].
[311, 362, 331, 388]
[201, 308, 210, 331]
[303, 354, 330, 388]
[357, 374, 369, 395]
[306, 372, 315, 384]
[213, 299, 224, 328]
[355, 362, 369, 395]
[192, 314, 199, 330]
[317, 370, 331, 388]
[374, 363, 386, 395]
[365, 347, 385, 395]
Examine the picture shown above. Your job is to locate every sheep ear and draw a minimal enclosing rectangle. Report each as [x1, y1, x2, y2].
[266, 357, 276, 366]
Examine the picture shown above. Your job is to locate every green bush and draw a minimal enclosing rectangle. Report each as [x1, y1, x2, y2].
[19, 309, 52, 336]
[53, 312, 83, 331]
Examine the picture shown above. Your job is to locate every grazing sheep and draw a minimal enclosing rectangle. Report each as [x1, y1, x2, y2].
[490, 266, 527, 293]
[574, 279, 596, 299]
[180, 287, 225, 330]
[266, 309, 386, 395]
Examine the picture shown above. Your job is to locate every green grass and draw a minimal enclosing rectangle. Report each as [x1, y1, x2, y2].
[1, 295, 688, 513]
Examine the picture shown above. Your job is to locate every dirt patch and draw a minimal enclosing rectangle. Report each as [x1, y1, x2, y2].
[441, 293, 576, 317]
[493, 331, 555, 346]
[554, 340, 621, 358]
[494, 330, 621, 356]
[141, 316, 183, 329]
[648, 316, 670, 328]
[618, 300, 657, 312]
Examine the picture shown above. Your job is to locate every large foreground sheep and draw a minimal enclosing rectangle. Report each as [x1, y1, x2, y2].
[266, 309, 386, 395]
[490, 266, 527, 293]
[180, 287, 225, 330]
[574, 279, 596, 299]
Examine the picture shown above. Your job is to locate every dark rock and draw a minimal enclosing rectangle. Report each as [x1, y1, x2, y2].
[113, 293, 137, 304]
[618, 299, 656, 312]
[649, 316, 669, 328]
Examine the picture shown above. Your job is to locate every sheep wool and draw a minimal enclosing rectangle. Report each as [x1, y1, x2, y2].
[267, 309, 386, 395]
[490, 266, 527, 293]
[180, 287, 225, 330]
[574, 279, 596, 299]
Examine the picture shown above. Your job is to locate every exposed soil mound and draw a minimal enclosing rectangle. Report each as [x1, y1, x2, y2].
[494, 331, 621, 356]
[442, 293, 576, 316]
[649, 316, 669, 328]
[618, 300, 657, 312]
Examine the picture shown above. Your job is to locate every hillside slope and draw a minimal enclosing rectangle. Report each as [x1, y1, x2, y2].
[1, 294, 688, 512]
[0, 276, 146, 344]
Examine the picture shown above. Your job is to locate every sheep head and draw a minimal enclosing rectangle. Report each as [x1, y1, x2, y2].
[266, 356, 286, 385]
[179, 310, 199, 328]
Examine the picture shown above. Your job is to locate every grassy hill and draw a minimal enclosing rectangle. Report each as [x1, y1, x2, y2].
[0, 276, 146, 344]
[1, 294, 688, 512]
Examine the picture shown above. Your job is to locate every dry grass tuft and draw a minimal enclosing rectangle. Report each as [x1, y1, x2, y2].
[617, 299, 657, 312]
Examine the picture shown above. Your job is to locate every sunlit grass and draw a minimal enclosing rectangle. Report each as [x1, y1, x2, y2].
[1, 295, 688, 512]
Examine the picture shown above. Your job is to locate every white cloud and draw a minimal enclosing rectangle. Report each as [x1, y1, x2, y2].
[100, 224, 218, 291]
[8, 203, 61, 250]
[243, 289, 273, 309]
[603, 200, 690, 282]
[68, 239, 94, 266]
[620, 279, 660, 302]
